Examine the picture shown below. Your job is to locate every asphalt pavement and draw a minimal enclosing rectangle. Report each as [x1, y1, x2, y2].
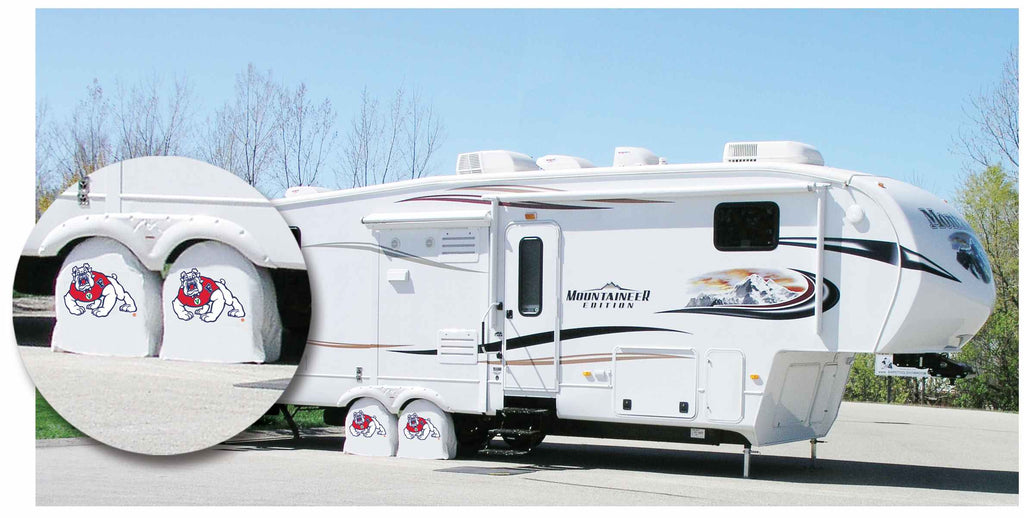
[35, 401, 1018, 505]
[22, 346, 296, 455]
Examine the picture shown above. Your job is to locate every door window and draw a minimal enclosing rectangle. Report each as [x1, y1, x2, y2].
[518, 237, 543, 316]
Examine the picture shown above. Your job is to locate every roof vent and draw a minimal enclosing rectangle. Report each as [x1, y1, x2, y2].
[284, 185, 331, 197]
[723, 141, 824, 166]
[456, 150, 540, 175]
[612, 147, 661, 167]
[536, 155, 596, 171]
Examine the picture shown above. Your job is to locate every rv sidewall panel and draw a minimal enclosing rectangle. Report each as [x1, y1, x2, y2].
[159, 241, 281, 363]
[343, 398, 398, 457]
[52, 237, 161, 357]
[397, 399, 457, 459]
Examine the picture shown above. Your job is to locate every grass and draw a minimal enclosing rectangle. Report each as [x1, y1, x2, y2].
[247, 405, 327, 432]
[36, 390, 85, 440]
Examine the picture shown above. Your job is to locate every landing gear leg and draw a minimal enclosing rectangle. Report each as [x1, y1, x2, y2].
[809, 438, 825, 469]
[743, 445, 751, 479]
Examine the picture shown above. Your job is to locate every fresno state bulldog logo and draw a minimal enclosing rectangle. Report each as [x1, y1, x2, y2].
[348, 410, 387, 438]
[64, 263, 137, 318]
[403, 413, 440, 440]
[171, 268, 246, 323]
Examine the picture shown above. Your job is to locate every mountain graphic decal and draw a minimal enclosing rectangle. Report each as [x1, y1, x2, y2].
[591, 281, 630, 291]
[686, 274, 799, 307]
[659, 268, 840, 320]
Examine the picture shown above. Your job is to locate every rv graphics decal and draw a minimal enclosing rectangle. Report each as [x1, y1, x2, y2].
[565, 282, 651, 309]
[777, 236, 960, 283]
[304, 242, 484, 273]
[389, 326, 689, 356]
[919, 208, 971, 231]
[659, 268, 839, 320]
[403, 413, 440, 440]
[171, 268, 246, 323]
[64, 263, 137, 318]
[349, 410, 387, 438]
[949, 231, 992, 284]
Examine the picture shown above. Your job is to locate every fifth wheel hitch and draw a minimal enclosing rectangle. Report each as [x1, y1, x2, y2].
[892, 353, 977, 382]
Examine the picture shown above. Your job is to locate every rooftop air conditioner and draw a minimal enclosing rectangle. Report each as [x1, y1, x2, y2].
[612, 147, 661, 167]
[456, 150, 540, 175]
[536, 155, 596, 171]
[723, 141, 824, 166]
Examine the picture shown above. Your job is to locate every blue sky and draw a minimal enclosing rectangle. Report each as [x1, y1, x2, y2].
[36, 9, 1018, 199]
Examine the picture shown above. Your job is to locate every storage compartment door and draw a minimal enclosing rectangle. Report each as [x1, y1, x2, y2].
[705, 350, 744, 423]
[613, 347, 697, 419]
[809, 363, 839, 425]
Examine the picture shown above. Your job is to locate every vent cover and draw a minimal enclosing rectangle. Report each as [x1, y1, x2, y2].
[438, 329, 478, 365]
[439, 229, 479, 263]
[725, 143, 758, 162]
[457, 153, 483, 175]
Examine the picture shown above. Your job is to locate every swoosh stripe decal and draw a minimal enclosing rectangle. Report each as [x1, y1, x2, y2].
[305, 242, 485, 273]
[390, 325, 689, 356]
[778, 237, 960, 283]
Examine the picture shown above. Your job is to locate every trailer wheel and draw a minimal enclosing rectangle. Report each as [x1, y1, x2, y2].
[454, 416, 491, 455]
[160, 241, 281, 363]
[52, 237, 161, 356]
[502, 433, 545, 451]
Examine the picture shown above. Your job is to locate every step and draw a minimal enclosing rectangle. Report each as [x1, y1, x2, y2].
[488, 428, 544, 437]
[499, 407, 552, 416]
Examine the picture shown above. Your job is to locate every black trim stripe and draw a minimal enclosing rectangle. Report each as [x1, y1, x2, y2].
[778, 237, 960, 283]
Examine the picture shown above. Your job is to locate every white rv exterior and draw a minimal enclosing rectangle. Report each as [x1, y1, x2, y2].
[274, 141, 995, 451]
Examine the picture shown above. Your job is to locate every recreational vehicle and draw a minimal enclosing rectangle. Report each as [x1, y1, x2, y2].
[273, 141, 994, 473]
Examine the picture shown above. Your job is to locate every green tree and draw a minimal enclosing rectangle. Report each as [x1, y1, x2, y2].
[951, 165, 1018, 410]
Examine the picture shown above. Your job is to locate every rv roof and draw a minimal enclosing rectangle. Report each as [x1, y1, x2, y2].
[272, 159, 867, 207]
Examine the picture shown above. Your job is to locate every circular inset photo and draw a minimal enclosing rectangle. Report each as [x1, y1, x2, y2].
[14, 157, 311, 455]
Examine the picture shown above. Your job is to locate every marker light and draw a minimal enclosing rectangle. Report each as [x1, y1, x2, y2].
[525, 212, 537, 220]
[583, 371, 593, 377]
[750, 374, 760, 380]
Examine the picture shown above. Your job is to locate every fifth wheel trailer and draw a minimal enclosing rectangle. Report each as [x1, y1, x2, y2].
[273, 141, 995, 469]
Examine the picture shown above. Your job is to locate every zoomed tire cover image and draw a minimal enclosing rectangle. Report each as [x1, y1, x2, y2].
[14, 157, 311, 455]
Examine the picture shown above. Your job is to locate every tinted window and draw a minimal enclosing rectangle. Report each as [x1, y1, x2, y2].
[714, 202, 779, 251]
[518, 237, 543, 316]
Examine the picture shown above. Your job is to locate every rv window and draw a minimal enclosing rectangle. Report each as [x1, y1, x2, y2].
[519, 237, 543, 316]
[714, 202, 779, 251]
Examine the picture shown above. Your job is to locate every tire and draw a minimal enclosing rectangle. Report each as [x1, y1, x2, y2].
[455, 421, 491, 455]
[502, 432, 545, 451]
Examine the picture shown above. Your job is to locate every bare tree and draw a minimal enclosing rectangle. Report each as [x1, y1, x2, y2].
[201, 64, 280, 191]
[342, 87, 382, 188]
[956, 48, 1019, 181]
[113, 75, 195, 159]
[276, 83, 337, 190]
[35, 100, 57, 217]
[340, 85, 445, 187]
[404, 89, 445, 180]
[52, 79, 112, 185]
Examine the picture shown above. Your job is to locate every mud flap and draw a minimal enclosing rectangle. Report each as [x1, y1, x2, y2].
[52, 238, 161, 357]
[397, 399, 457, 459]
[344, 398, 398, 457]
[159, 241, 281, 363]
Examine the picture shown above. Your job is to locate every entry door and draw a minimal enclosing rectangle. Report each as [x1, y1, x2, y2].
[503, 222, 561, 395]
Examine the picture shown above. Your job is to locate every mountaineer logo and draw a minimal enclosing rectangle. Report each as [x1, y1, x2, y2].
[566, 282, 651, 309]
